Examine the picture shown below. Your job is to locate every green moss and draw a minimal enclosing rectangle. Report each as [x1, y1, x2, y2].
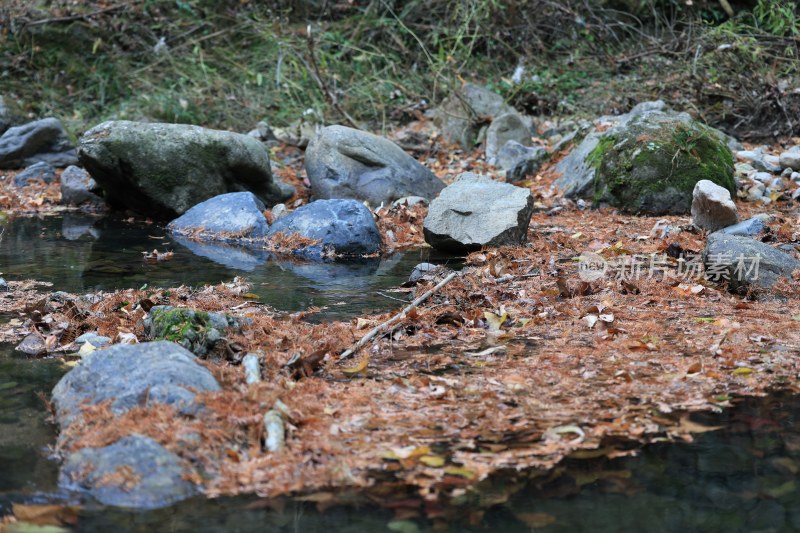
[590, 118, 735, 214]
[151, 308, 210, 344]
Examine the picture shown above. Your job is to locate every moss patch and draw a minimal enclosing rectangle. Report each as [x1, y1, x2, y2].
[590, 117, 735, 215]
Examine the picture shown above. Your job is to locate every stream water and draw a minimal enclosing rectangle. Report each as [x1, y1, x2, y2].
[3, 215, 800, 531]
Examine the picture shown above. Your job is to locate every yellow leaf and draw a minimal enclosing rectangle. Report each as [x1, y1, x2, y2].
[242, 292, 260, 300]
[341, 355, 369, 375]
[443, 466, 476, 479]
[484, 311, 508, 332]
[733, 367, 753, 375]
[77, 342, 96, 357]
[420, 455, 446, 467]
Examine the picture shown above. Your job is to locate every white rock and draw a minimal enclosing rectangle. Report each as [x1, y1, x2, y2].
[779, 146, 800, 171]
[691, 180, 739, 232]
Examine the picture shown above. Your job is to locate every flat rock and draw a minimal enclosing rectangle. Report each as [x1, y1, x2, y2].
[13, 161, 55, 186]
[78, 121, 293, 217]
[485, 113, 531, 164]
[435, 83, 517, 148]
[305, 125, 444, 206]
[59, 434, 196, 509]
[779, 146, 800, 171]
[60, 165, 103, 205]
[691, 179, 739, 232]
[423, 173, 533, 253]
[51, 341, 220, 428]
[267, 199, 383, 259]
[703, 233, 800, 291]
[0, 117, 77, 169]
[167, 192, 269, 243]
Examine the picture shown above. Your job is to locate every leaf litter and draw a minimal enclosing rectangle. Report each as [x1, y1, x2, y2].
[2, 127, 800, 525]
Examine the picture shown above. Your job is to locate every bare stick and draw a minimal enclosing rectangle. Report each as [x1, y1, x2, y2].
[338, 271, 458, 361]
[26, 3, 129, 27]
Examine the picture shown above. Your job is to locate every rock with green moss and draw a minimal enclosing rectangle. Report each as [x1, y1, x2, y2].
[78, 121, 294, 217]
[144, 305, 242, 357]
[554, 102, 736, 215]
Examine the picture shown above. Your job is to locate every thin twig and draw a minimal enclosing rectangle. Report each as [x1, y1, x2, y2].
[305, 25, 358, 128]
[25, 3, 131, 27]
[338, 271, 458, 361]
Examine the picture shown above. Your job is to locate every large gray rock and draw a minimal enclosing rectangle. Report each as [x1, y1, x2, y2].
[13, 161, 55, 186]
[554, 102, 735, 214]
[0, 117, 77, 169]
[267, 199, 382, 259]
[435, 83, 517, 148]
[78, 121, 293, 217]
[703, 233, 800, 291]
[60, 165, 103, 205]
[51, 341, 220, 428]
[59, 435, 197, 509]
[423, 173, 533, 253]
[304, 125, 444, 206]
[167, 192, 269, 243]
[485, 113, 531, 164]
[691, 180, 738, 232]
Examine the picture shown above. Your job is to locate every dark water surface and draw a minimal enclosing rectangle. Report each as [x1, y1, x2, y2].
[4, 215, 800, 531]
[0, 214, 457, 320]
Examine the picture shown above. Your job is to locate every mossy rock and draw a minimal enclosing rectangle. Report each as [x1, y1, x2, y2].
[588, 114, 735, 215]
[145, 306, 240, 357]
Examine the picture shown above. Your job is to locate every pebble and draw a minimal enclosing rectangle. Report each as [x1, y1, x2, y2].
[242, 353, 262, 384]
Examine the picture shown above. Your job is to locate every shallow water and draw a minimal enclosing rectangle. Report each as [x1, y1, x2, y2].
[0, 214, 458, 320]
[4, 215, 800, 531]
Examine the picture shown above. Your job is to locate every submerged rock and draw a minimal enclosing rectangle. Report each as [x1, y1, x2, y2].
[0, 117, 77, 169]
[60, 434, 197, 509]
[13, 161, 55, 186]
[435, 83, 517, 148]
[691, 180, 738, 232]
[172, 234, 269, 272]
[167, 192, 270, 243]
[703, 233, 800, 291]
[267, 199, 382, 259]
[78, 121, 293, 217]
[51, 341, 220, 427]
[305, 125, 444, 206]
[554, 102, 735, 214]
[60, 165, 103, 205]
[423, 173, 533, 253]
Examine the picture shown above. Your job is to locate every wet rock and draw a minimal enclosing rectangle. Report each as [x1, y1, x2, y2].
[15, 334, 46, 357]
[167, 192, 270, 244]
[60, 165, 103, 205]
[0, 117, 78, 169]
[715, 215, 771, 237]
[409, 262, 437, 283]
[77, 121, 293, 217]
[554, 102, 735, 214]
[305, 125, 444, 206]
[144, 306, 241, 357]
[435, 83, 517, 148]
[703, 233, 800, 291]
[267, 199, 382, 259]
[59, 434, 197, 509]
[691, 180, 738, 232]
[497, 141, 548, 182]
[13, 161, 55, 186]
[423, 173, 533, 253]
[51, 341, 220, 427]
[485, 113, 531, 164]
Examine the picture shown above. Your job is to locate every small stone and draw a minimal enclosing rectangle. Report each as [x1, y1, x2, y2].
[16, 334, 46, 357]
[392, 196, 428, 207]
[263, 410, 285, 452]
[715, 215, 771, 237]
[75, 332, 112, 349]
[271, 203, 288, 221]
[14, 161, 55, 187]
[60, 165, 103, 205]
[792, 172, 800, 182]
[769, 177, 785, 191]
[737, 147, 782, 173]
[242, 353, 262, 384]
[485, 113, 532, 164]
[409, 263, 437, 283]
[752, 172, 773, 183]
[691, 180, 739, 232]
[496, 140, 548, 182]
[779, 146, 800, 171]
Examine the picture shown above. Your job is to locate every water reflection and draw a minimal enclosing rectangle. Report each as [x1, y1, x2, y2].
[0, 214, 459, 319]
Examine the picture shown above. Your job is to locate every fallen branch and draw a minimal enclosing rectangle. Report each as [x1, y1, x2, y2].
[338, 271, 458, 361]
[25, 3, 130, 27]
